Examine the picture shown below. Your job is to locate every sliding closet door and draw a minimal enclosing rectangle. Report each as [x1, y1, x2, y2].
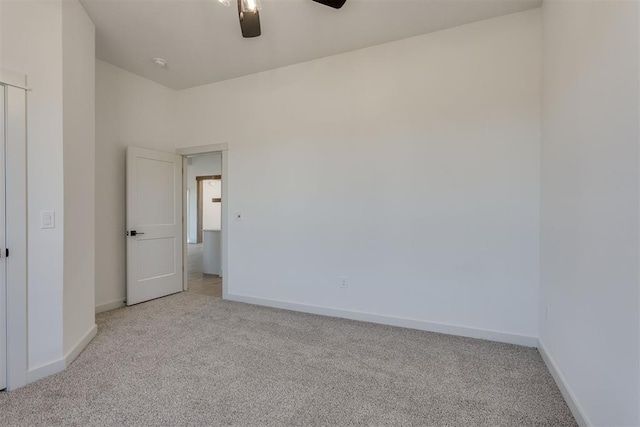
[4, 82, 27, 390]
[0, 84, 7, 391]
[0, 72, 28, 390]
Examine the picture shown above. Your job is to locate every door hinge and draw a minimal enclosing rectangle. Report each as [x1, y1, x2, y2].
[5, 248, 9, 258]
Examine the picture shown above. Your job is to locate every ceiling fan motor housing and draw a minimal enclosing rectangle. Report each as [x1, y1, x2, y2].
[237, 0, 346, 39]
[312, 0, 347, 9]
[237, 0, 261, 38]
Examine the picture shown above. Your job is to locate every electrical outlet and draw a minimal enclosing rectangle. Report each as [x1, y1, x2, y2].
[340, 277, 348, 289]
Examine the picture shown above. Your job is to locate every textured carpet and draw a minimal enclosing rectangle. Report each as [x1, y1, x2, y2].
[0, 292, 576, 426]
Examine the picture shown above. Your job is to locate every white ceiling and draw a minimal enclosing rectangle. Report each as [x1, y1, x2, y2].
[81, 0, 541, 90]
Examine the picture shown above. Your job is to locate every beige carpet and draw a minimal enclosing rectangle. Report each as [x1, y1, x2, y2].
[0, 292, 576, 426]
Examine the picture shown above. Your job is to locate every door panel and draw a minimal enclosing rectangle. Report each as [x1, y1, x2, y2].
[137, 237, 176, 280]
[5, 84, 27, 390]
[0, 85, 6, 390]
[127, 147, 183, 306]
[137, 158, 176, 225]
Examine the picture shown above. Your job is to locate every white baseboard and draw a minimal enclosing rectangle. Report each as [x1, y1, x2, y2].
[95, 298, 125, 313]
[26, 358, 66, 384]
[26, 324, 98, 385]
[538, 340, 592, 427]
[64, 324, 97, 367]
[225, 294, 538, 347]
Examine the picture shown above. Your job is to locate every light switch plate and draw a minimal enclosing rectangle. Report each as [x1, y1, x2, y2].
[41, 211, 55, 229]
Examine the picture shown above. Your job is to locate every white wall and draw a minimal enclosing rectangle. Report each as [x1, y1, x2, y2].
[62, 0, 96, 360]
[202, 179, 222, 231]
[187, 153, 222, 243]
[1, 0, 65, 372]
[540, 1, 640, 426]
[95, 59, 177, 311]
[176, 10, 541, 344]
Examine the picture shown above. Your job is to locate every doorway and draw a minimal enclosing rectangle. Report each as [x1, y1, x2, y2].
[196, 175, 222, 245]
[185, 153, 223, 297]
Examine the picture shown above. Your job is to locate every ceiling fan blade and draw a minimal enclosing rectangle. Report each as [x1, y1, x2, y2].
[311, 0, 347, 9]
[237, 0, 261, 38]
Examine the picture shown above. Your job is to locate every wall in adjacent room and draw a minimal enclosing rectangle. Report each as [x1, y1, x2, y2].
[95, 59, 177, 312]
[540, 1, 640, 425]
[176, 10, 542, 344]
[187, 153, 222, 243]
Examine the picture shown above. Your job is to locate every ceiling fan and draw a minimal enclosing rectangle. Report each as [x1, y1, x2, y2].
[222, 0, 348, 38]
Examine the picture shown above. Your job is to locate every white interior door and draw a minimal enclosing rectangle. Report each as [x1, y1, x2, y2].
[0, 85, 6, 390]
[126, 146, 183, 305]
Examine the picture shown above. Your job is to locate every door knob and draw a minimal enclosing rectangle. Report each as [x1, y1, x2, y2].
[128, 230, 144, 236]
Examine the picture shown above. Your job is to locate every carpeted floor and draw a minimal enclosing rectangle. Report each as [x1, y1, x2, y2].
[0, 292, 576, 426]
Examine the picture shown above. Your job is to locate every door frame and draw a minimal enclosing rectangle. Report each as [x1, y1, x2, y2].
[1, 69, 28, 390]
[195, 175, 222, 244]
[176, 144, 228, 297]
